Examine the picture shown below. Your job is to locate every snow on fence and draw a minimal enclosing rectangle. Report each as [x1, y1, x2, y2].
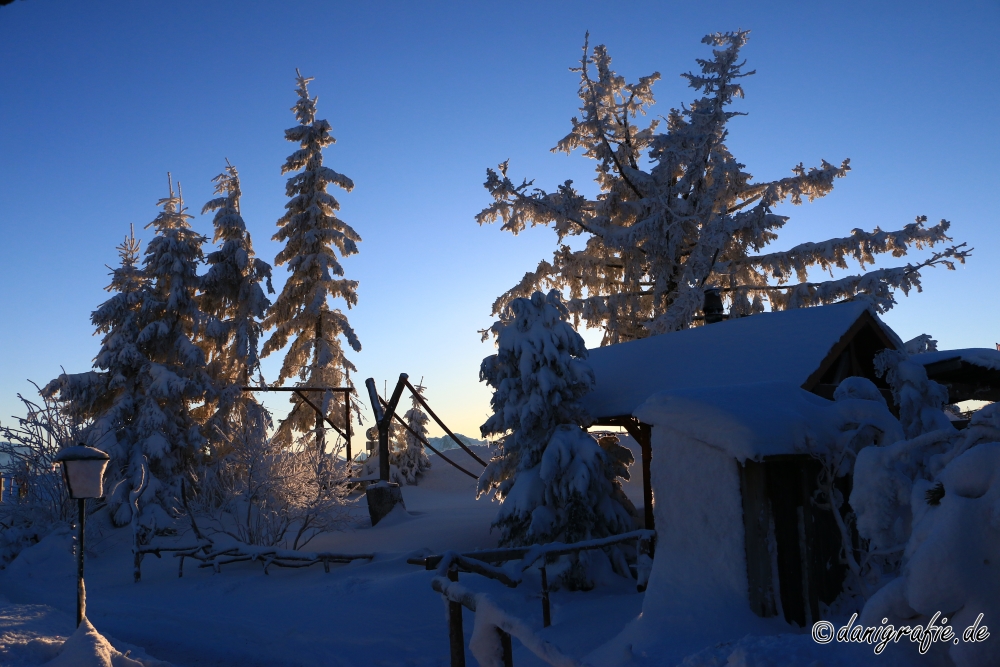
[432, 576, 581, 667]
[412, 529, 655, 667]
[132, 488, 374, 581]
[135, 540, 375, 578]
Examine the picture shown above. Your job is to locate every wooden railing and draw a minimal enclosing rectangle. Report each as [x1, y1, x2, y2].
[411, 530, 655, 667]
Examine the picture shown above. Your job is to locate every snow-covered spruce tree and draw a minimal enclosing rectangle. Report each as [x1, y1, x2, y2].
[477, 31, 969, 344]
[396, 382, 432, 485]
[53, 182, 214, 526]
[478, 290, 636, 585]
[262, 70, 361, 452]
[44, 227, 149, 464]
[122, 179, 214, 527]
[200, 160, 274, 447]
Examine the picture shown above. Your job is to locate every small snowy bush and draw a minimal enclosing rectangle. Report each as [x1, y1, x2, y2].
[861, 439, 1000, 667]
[0, 387, 91, 568]
[875, 348, 954, 439]
[194, 405, 351, 550]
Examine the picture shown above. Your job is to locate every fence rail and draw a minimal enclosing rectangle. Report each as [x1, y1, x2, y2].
[421, 530, 655, 667]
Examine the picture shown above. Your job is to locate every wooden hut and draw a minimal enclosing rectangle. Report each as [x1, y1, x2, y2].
[582, 301, 903, 625]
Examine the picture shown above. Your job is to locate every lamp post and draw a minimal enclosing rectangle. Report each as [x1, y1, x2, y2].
[54, 444, 109, 627]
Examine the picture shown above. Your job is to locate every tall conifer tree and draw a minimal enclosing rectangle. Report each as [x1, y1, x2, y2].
[44, 227, 150, 520]
[128, 177, 214, 525]
[201, 161, 274, 437]
[262, 70, 361, 452]
[47, 180, 214, 525]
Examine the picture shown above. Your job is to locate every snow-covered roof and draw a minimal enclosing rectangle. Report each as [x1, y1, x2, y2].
[633, 381, 903, 461]
[912, 348, 1000, 372]
[582, 301, 899, 419]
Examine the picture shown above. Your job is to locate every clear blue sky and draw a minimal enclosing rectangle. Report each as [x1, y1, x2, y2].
[1, 0, 998, 438]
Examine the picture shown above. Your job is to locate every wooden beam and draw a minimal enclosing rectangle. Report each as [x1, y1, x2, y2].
[404, 378, 488, 467]
[592, 416, 654, 530]
[241, 386, 353, 392]
[801, 311, 898, 393]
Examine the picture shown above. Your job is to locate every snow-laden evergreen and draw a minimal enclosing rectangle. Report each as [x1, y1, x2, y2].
[52, 182, 214, 526]
[122, 180, 214, 526]
[43, 228, 152, 524]
[396, 383, 432, 485]
[200, 160, 274, 443]
[201, 160, 274, 386]
[44, 227, 148, 450]
[478, 290, 635, 569]
[477, 31, 969, 344]
[262, 70, 361, 451]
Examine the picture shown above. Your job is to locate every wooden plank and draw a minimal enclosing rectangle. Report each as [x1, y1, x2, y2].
[739, 460, 777, 618]
[764, 457, 808, 627]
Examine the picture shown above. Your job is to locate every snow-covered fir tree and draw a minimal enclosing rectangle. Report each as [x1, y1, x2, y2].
[124, 179, 214, 526]
[262, 70, 361, 452]
[477, 31, 969, 344]
[478, 290, 636, 567]
[43, 227, 150, 503]
[49, 181, 214, 526]
[200, 160, 274, 441]
[396, 382, 432, 485]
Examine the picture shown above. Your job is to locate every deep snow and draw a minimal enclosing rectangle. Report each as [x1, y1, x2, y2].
[0, 445, 650, 666]
[0, 439, 963, 666]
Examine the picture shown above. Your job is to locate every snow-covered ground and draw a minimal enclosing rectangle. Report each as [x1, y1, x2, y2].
[0, 445, 652, 666]
[0, 441, 933, 667]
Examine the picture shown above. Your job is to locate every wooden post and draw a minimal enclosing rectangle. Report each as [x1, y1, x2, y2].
[447, 566, 465, 667]
[540, 564, 551, 628]
[618, 418, 654, 531]
[314, 320, 325, 457]
[76, 498, 86, 627]
[638, 422, 653, 531]
[344, 392, 351, 461]
[636, 534, 653, 593]
[497, 627, 513, 667]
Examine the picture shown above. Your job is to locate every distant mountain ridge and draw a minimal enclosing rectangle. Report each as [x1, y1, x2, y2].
[426, 433, 489, 452]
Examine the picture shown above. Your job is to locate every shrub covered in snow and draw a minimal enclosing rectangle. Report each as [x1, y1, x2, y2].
[861, 438, 1000, 667]
[875, 348, 954, 439]
[0, 388, 89, 568]
[194, 406, 351, 550]
[478, 290, 635, 586]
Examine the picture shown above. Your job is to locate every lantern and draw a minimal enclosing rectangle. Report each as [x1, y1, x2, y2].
[54, 445, 110, 499]
[54, 443, 109, 627]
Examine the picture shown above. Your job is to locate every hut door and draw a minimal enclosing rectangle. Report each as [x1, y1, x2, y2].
[740, 456, 848, 627]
